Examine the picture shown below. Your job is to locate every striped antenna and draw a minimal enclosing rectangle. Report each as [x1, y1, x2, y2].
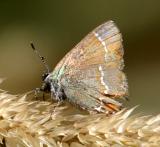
[30, 42, 50, 73]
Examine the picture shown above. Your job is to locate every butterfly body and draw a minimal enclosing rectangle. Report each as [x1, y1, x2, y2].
[41, 20, 128, 113]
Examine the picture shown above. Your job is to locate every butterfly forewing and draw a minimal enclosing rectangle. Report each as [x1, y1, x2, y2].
[53, 20, 128, 113]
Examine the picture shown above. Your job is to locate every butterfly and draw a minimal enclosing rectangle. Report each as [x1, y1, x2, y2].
[32, 20, 128, 114]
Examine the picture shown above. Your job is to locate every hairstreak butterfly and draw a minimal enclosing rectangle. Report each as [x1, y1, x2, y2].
[32, 20, 128, 114]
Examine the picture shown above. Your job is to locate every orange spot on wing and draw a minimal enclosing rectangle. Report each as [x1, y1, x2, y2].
[106, 103, 121, 112]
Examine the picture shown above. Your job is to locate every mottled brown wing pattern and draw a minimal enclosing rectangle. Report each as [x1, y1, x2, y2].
[55, 20, 128, 113]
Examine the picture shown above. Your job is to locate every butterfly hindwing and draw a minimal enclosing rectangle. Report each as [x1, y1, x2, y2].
[53, 20, 128, 113]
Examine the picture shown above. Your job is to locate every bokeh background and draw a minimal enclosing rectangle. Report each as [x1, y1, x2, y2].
[0, 0, 160, 114]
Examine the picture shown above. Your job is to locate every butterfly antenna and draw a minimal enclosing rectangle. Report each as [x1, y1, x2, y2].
[30, 42, 50, 73]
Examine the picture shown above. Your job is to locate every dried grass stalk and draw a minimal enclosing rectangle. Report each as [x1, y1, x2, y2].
[0, 90, 159, 147]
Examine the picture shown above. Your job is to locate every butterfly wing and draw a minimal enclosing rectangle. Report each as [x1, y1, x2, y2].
[54, 20, 128, 113]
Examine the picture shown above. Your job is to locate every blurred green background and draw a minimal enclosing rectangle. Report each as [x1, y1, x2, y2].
[0, 0, 160, 114]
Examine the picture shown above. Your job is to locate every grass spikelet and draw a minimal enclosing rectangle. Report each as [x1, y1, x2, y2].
[0, 90, 159, 147]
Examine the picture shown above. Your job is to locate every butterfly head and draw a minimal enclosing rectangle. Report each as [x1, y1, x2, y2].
[31, 42, 66, 100]
[40, 72, 51, 93]
[31, 43, 52, 94]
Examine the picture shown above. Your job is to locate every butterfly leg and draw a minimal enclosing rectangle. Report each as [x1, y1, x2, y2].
[49, 82, 64, 116]
[50, 81, 65, 101]
[50, 82, 56, 100]
[34, 88, 41, 100]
